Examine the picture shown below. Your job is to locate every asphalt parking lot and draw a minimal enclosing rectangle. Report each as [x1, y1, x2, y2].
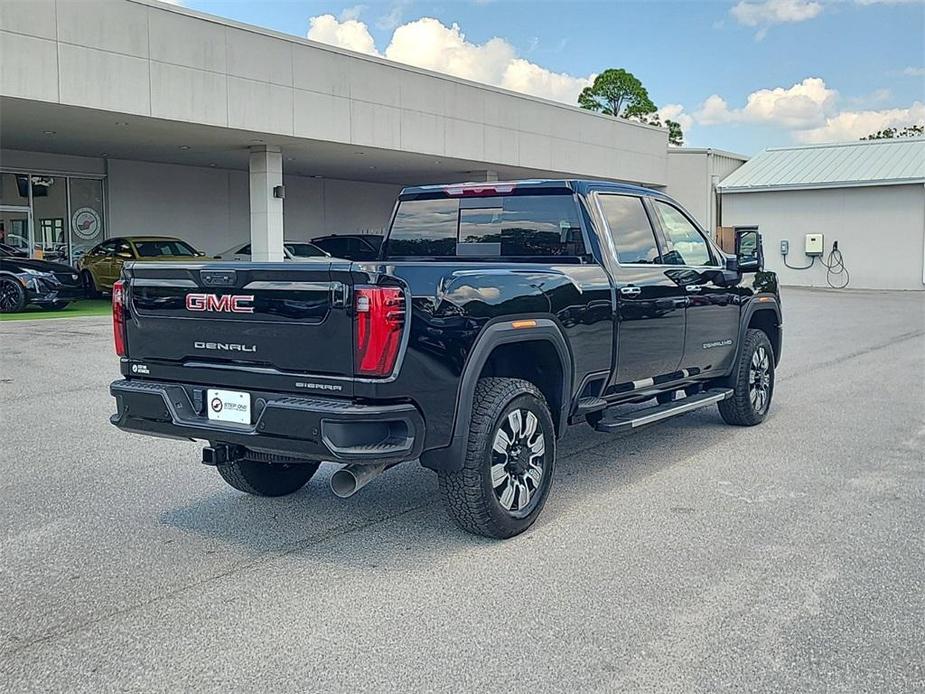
[1, 287, 922, 692]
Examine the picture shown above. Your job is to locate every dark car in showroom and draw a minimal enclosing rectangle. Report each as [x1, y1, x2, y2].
[0, 244, 84, 313]
[311, 234, 383, 261]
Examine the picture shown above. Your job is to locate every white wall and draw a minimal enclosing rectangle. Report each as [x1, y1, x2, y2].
[666, 150, 747, 231]
[106, 159, 399, 254]
[666, 152, 709, 228]
[0, 0, 670, 186]
[722, 184, 925, 290]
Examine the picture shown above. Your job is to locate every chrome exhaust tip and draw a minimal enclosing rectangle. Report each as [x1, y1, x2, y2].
[330, 463, 388, 498]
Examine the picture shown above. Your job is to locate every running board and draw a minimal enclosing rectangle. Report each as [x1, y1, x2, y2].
[593, 388, 733, 433]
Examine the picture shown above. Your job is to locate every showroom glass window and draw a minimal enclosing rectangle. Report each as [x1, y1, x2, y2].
[652, 201, 716, 267]
[30, 175, 69, 262]
[597, 195, 662, 264]
[0, 173, 32, 255]
[68, 178, 106, 266]
[387, 194, 584, 258]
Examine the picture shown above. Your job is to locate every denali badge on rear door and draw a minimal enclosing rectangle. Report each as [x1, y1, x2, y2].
[194, 341, 257, 352]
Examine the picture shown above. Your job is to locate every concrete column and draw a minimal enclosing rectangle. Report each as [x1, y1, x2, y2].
[483, 169, 499, 182]
[249, 145, 284, 262]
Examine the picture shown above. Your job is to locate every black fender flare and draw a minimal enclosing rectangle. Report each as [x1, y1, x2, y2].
[734, 295, 783, 368]
[419, 317, 573, 473]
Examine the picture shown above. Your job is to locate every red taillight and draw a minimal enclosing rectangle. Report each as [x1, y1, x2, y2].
[354, 286, 405, 377]
[112, 279, 127, 357]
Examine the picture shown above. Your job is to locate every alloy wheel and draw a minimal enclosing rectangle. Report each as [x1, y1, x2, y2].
[490, 408, 546, 513]
[748, 345, 771, 414]
[0, 280, 21, 312]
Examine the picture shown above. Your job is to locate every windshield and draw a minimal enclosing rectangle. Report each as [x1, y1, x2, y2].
[284, 243, 327, 258]
[133, 240, 198, 258]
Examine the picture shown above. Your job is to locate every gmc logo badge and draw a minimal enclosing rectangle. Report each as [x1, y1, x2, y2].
[186, 293, 255, 314]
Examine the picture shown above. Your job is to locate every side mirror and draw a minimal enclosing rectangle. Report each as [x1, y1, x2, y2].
[735, 228, 763, 273]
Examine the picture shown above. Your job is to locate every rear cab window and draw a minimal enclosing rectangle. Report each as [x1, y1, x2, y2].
[385, 191, 586, 260]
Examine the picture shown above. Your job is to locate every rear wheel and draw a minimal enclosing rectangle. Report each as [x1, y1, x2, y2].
[718, 328, 775, 426]
[217, 456, 320, 497]
[81, 270, 100, 299]
[438, 377, 556, 539]
[0, 278, 26, 313]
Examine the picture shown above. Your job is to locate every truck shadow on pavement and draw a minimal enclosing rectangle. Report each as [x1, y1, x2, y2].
[159, 409, 744, 564]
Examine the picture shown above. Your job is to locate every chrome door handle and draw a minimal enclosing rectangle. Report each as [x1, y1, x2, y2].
[619, 286, 641, 296]
[685, 285, 702, 293]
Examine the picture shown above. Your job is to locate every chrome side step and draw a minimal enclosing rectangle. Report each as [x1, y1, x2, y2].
[593, 388, 733, 433]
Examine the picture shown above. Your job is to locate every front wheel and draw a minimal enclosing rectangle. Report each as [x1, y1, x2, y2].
[217, 457, 320, 496]
[438, 377, 556, 539]
[718, 328, 775, 426]
[0, 278, 26, 313]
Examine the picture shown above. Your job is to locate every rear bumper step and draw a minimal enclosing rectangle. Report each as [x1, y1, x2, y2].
[593, 388, 733, 433]
[110, 378, 424, 463]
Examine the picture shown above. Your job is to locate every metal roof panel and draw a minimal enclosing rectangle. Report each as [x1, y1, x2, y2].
[718, 138, 925, 191]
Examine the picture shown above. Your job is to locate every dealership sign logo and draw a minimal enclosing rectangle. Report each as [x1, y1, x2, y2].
[71, 207, 102, 240]
[185, 293, 255, 313]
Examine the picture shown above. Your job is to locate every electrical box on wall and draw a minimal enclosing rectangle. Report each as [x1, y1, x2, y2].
[805, 233, 824, 257]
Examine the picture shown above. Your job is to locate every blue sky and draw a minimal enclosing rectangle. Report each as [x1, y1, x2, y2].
[180, 0, 924, 154]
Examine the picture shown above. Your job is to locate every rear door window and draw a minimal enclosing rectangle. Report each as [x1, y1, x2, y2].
[387, 194, 584, 258]
[596, 194, 661, 264]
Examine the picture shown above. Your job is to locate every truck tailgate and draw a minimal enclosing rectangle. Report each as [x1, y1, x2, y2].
[124, 261, 353, 378]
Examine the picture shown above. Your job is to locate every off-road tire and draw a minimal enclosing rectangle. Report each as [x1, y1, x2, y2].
[217, 457, 320, 497]
[438, 377, 556, 539]
[0, 278, 26, 313]
[718, 328, 774, 426]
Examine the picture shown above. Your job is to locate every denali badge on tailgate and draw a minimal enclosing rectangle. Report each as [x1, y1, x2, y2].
[186, 293, 255, 313]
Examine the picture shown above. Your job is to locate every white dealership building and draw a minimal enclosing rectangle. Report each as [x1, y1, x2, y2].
[0, 0, 743, 264]
[719, 138, 925, 291]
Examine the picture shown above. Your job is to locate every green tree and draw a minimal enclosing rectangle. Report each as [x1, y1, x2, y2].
[578, 68, 683, 146]
[578, 68, 657, 118]
[860, 124, 924, 140]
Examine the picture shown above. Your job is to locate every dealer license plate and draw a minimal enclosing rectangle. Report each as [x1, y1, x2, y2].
[206, 389, 251, 425]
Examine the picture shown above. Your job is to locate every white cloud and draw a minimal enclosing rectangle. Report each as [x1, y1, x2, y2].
[692, 76, 924, 144]
[695, 77, 837, 128]
[854, 0, 920, 5]
[903, 66, 925, 77]
[730, 0, 823, 38]
[306, 15, 593, 105]
[795, 101, 925, 142]
[377, 0, 412, 30]
[307, 14, 379, 56]
[657, 104, 694, 132]
[339, 5, 366, 21]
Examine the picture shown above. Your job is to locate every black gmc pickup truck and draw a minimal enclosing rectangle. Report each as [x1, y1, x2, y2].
[110, 180, 781, 538]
